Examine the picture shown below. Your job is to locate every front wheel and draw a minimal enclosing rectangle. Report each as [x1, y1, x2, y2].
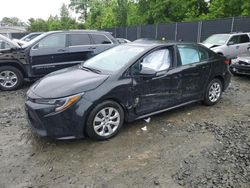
[86, 101, 124, 140]
[0, 66, 23, 91]
[203, 79, 222, 106]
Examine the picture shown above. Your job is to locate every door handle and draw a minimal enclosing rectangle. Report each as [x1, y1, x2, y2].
[57, 49, 67, 52]
[88, 47, 96, 50]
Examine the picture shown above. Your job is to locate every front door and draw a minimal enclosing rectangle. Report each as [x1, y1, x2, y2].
[131, 47, 182, 116]
[30, 33, 68, 76]
[177, 44, 211, 102]
[226, 34, 250, 58]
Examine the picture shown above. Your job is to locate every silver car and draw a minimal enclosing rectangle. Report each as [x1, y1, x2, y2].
[202, 33, 250, 59]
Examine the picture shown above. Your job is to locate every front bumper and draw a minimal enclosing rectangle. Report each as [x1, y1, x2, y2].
[25, 97, 92, 139]
[230, 63, 250, 76]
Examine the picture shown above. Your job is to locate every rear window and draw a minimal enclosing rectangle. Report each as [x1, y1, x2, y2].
[91, 34, 112, 44]
[178, 45, 200, 65]
[198, 46, 210, 61]
[69, 34, 91, 46]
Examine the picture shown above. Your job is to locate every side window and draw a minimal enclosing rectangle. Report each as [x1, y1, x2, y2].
[198, 46, 210, 61]
[177, 45, 200, 65]
[36, 34, 66, 49]
[239, 35, 250, 43]
[92, 34, 112, 44]
[142, 49, 171, 71]
[69, 34, 91, 46]
[0, 40, 10, 49]
[131, 49, 171, 75]
[228, 35, 240, 45]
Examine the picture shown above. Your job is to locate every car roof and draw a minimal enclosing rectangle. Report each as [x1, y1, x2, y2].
[44, 30, 111, 34]
[127, 39, 197, 49]
[212, 32, 250, 36]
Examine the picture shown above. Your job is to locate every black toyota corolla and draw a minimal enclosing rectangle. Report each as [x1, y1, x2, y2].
[25, 40, 231, 140]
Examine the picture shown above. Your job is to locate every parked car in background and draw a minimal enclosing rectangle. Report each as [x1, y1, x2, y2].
[25, 40, 231, 140]
[13, 32, 43, 46]
[230, 52, 250, 76]
[116, 38, 131, 44]
[202, 32, 250, 59]
[0, 30, 119, 91]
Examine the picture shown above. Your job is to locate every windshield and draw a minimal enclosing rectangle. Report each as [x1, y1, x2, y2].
[83, 45, 145, 74]
[203, 34, 230, 45]
[21, 33, 42, 42]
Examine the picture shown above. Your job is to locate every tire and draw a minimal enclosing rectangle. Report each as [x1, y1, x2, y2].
[0, 66, 23, 91]
[203, 79, 223, 106]
[217, 53, 224, 56]
[86, 100, 124, 140]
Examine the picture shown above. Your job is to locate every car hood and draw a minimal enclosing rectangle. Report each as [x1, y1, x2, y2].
[237, 54, 250, 64]
[202, 43, 221, 49]
[29, 66, 109, 99]
[0, 34, 20, 50]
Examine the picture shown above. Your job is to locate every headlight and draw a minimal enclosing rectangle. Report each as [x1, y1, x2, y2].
[231, 58, 239, 64]
[34, 93, 83, 112]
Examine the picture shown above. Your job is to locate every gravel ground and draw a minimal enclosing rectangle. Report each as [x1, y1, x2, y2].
[0, 76, 249, 188]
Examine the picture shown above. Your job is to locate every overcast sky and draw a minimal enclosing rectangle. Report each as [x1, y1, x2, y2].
[0, 0, 75, 22]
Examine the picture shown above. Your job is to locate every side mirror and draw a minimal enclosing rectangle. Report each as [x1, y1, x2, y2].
[227, 41, 235, 46]
[139, 66, 157, 77]
[32, 44, 39, 50]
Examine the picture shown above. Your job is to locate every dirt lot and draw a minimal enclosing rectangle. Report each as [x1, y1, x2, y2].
[0, 76, 250, 188]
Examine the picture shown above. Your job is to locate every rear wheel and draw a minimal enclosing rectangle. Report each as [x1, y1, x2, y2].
[203, 79, 222, 106]
[86, 101, 124, 140]
[0, 66, 23, 91]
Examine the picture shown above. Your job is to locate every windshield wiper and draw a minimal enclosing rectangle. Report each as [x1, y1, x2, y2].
[80, 65, 101, 74]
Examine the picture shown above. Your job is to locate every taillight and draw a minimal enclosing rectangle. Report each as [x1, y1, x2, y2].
[224, 59, 230, 65]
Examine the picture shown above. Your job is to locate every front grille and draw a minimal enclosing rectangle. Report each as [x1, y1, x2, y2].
[238, 61, 250, 66]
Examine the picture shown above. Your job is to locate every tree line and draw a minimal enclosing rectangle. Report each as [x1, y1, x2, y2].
[1, 0, 250, 32]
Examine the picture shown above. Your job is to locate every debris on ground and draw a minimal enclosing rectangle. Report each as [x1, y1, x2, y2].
[141, 126, 147, 131]
[144, 117, 151, 123]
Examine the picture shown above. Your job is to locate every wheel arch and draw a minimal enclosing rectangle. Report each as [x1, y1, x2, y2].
[217, 52, 224, 56]
[212, 75, 225, 91]
[0, 62, 27, 77]
[83, 98, 129, 136]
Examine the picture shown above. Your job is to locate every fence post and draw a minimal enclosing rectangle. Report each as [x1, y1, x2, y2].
[175, 22, 178, 41]
[197, 21, 202, 43]
[137, 25, 141, 39]
[231, 17, 235, 32]
[114, 28, 117, 38]
[125, 27, 128, 39]
[155, 24, 158, 39]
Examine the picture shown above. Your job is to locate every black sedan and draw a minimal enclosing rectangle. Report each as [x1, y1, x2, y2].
[25, 40, 231, 140]
[230, 52, 250, 76]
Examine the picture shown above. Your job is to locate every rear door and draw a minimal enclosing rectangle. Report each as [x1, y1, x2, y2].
[90, 34, 116, 55]
[177, 44, 211, 102]
[67, 33, 96, 64]
[30, 33, 68, 76]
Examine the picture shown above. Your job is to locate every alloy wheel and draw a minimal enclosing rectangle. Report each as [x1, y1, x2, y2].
[208, 82, 221, 103]
[93, 107, 121, 137]
[0, 70, 18, 89]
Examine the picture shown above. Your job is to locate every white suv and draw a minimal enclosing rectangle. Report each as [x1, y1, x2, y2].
[202, 33, 250, 59]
